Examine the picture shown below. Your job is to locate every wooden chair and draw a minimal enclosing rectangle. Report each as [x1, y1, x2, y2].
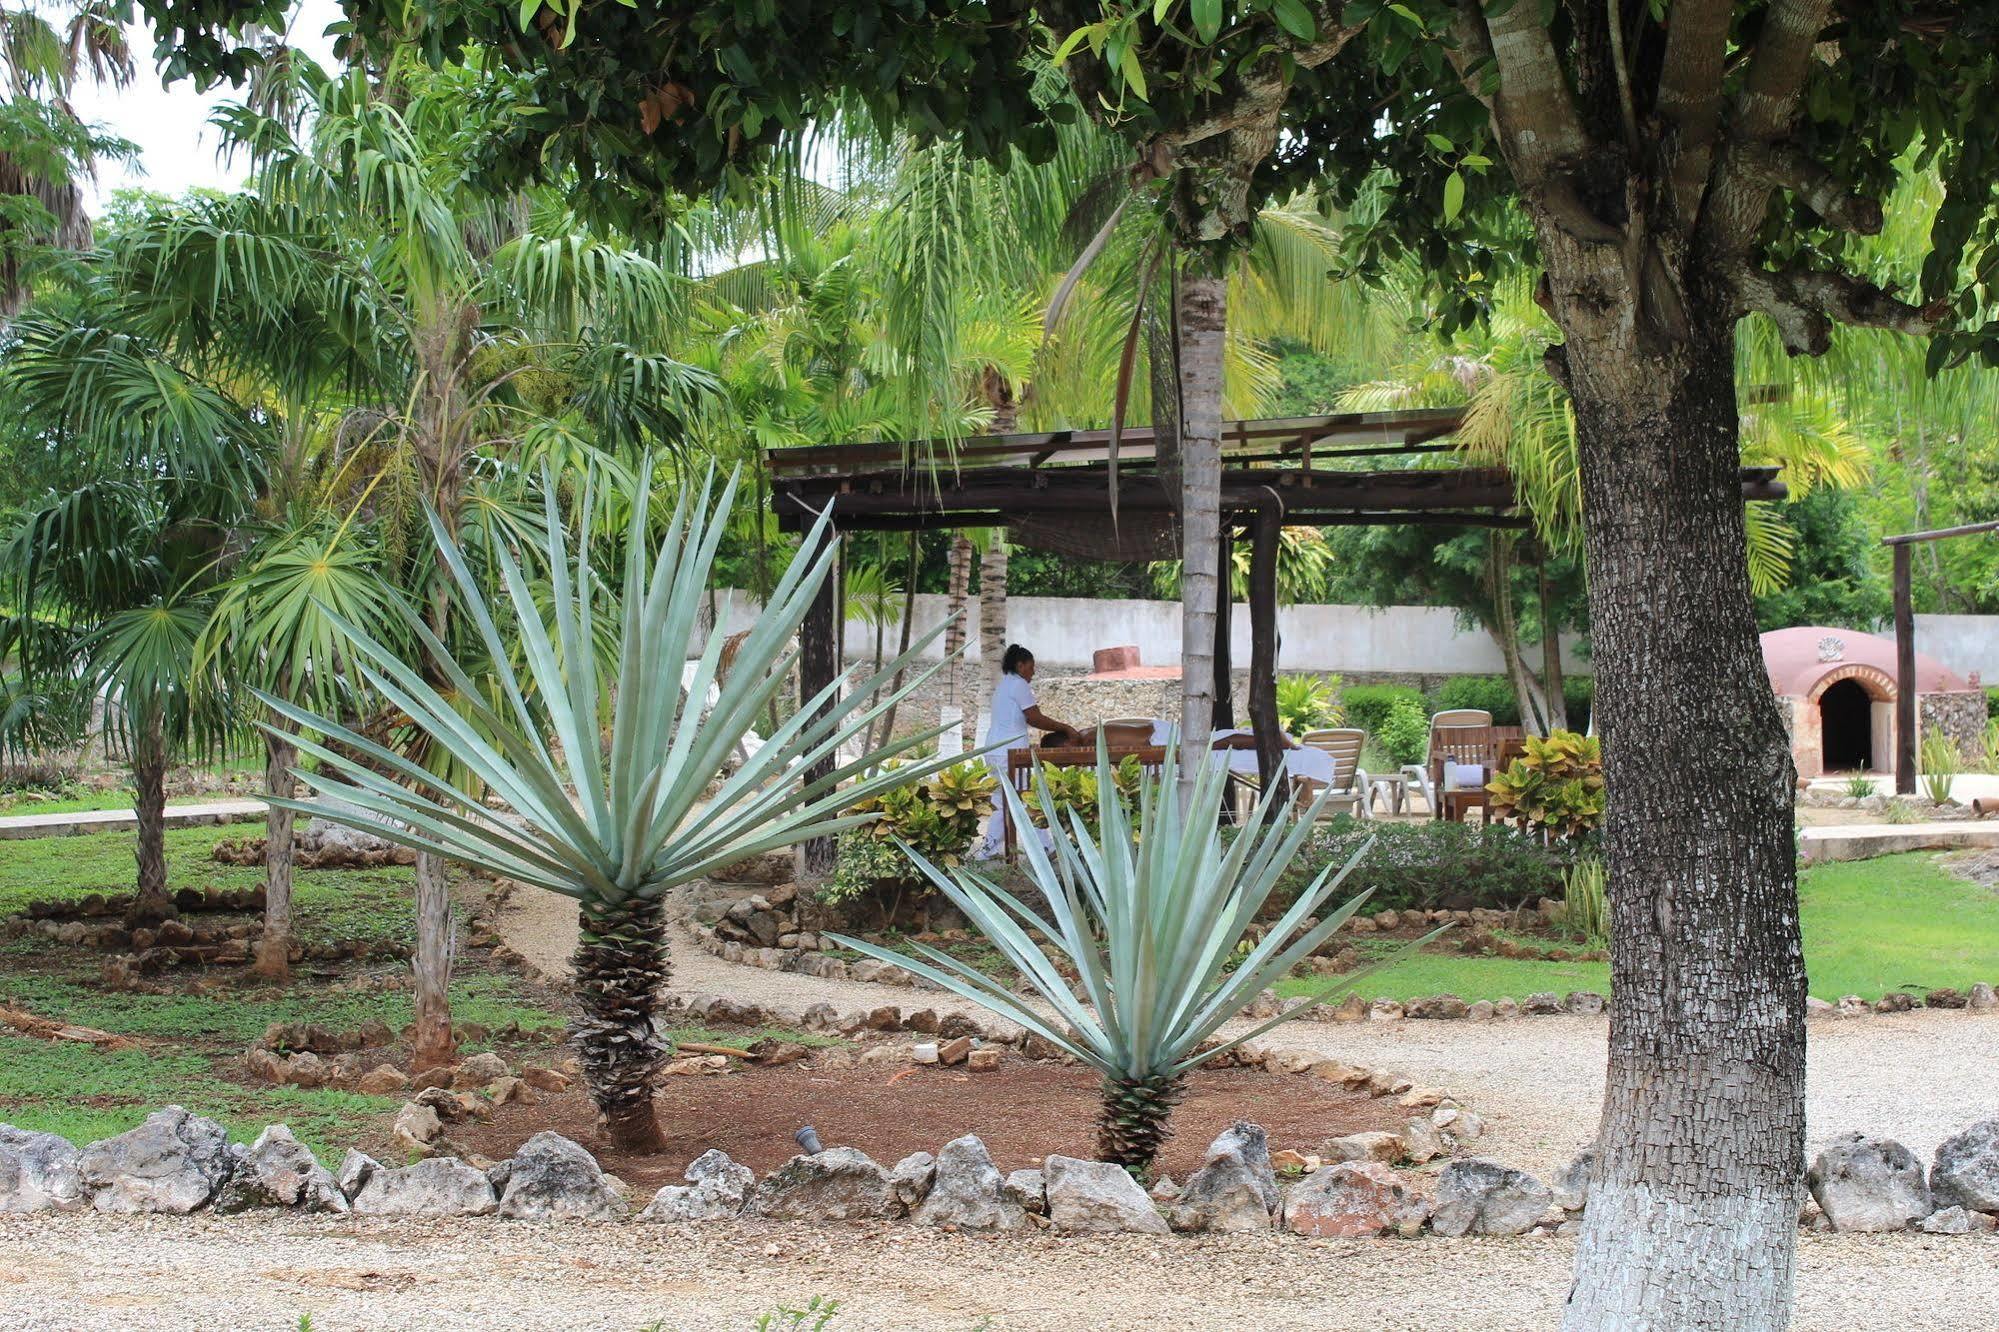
[1401, 709, 1494, 812]
[1427, 725, 1528, 822]
[1004, 743, 1169, 858]
[1296, 727, 1371, 819]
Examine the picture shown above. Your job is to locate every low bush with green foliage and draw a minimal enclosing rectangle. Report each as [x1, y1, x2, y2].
[1561, 855, 1609, 948]
[1486, 730, 1606, 839]
[1921, 731, 1963, 804]
[1428, 675, 1520, 725]
[1338, 683, 1426, 738]
[1268, 816, 1575, 915]
[1276, 673, 1344, 734]
[1022, 755, 1145, 837]
[826, 760, 996, 904]
[1377, 696, 1431, 766]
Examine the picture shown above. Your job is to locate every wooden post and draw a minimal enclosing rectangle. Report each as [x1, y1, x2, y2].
[1894, 541, 1916, 795]
[798, 527, 841, 877]
[1212, 523, 1234, 732]
[1248, 504, 1285, 796]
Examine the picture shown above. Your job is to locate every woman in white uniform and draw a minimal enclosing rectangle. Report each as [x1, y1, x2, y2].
[974, 645, 1079, 858]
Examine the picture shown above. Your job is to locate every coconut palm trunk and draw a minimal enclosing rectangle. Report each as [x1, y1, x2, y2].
[572, 893, 671, 1150]
[1174, 270, 1226, 806]
[253, 720, 298, 980]
[945, 533, 973, 751]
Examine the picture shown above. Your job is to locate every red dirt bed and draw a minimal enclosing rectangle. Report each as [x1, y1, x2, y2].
[455, 1058, 1405, 1190]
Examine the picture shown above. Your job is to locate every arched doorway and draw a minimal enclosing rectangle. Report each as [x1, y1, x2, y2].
[1820, 678, 1875, 772]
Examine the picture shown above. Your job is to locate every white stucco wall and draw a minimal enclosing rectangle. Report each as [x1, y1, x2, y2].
[713, 590, 1589, 677]
[1914, 614, 1999, 687]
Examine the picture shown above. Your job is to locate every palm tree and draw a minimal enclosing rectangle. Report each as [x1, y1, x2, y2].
[199, 513, 410, 979]
[0, 1, 133, 315]
[266, 470, 963, 1150]
[113, 60, 714, 1052]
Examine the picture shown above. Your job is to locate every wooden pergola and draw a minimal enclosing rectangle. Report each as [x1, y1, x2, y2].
[767, 408, 1787, 857]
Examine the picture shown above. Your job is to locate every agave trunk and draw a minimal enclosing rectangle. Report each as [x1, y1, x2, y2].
[1095, 1070, 1186, 1176]
[573, 892, 671, 1152]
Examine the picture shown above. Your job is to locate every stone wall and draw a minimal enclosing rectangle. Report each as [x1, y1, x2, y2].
[1921, 690, 1989, 760]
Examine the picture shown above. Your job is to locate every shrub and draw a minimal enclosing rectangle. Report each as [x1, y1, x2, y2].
[1377, 696, 1431, 766]
[1920, 731, 1962, 804]
[1486, 730, 1606, 839]
[1276, 673, 1345, 734]
[1564, 677, 1594, 733]
[1843, 773, 1877, 799]
[1340, 683, 1426, 737]
[1429, 675, 1521, 725]
[1022, 755, 1144, 837]
[825, 759, 997, 904]
[1268, 817, 1573, 914]
[1561, 855, 1609, 948]
[1987, 686, 1999, 720]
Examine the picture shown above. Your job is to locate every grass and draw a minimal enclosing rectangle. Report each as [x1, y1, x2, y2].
[0, 825, 413, 947]
[1275, 852, 1999, 1004]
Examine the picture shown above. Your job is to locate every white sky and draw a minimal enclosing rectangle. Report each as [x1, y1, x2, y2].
[64, 0, 345, 207]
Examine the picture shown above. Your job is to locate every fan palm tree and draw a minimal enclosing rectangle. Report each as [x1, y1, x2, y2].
[262, 469, 965, 1150]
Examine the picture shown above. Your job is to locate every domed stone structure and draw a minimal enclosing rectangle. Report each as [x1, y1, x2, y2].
[1760, 626, 1982, 780]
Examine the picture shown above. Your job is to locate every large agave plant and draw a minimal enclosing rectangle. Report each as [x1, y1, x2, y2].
[261, 467, 959, 1150]
[833, 744, 1429, 1174]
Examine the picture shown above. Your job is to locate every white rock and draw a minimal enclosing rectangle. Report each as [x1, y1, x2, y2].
[887, 1152, 936, 1210]
[1044, 1156, 1169, 1235]
[497, 1132, 626, 1221]
[215, 1126, 347, 1214]
[1931, 1119, 1999, 1213]
[912, 1135, 1026, 1230]
[1918, 1205, 1999, 1235]
[1430, 1159, 1552, 1237]
[1001, 1168, 1046, 1216]
[0, 1125, 84, 1213]
[1168, 1122, 1277, 1233]
[1807, 1133, 1929, 1232]
[750, 1148, 895, 1222]
[77, 1107, 233, 1214]
[638, 1149, 752, 1223]
[349, 1157, 498, 1217]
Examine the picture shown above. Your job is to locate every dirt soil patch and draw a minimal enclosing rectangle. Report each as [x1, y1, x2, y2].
[453, 1057, 1406, 1188]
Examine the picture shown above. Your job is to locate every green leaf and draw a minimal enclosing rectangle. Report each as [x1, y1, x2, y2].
[1387, 2, 1426, 28]
[1155, 0, 1174, 23]
[1443, 169, 1466, 222]
[1271, 0, 1317, 41]
[1425, 132, 1455, 153]
[1120, 43, 1150, 100]
[516, 0, 540, 29]
[1051, 23, 1097, 64]
[1192, 0, 1224, 41]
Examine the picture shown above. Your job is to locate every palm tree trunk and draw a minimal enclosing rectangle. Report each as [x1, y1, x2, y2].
[1174, 269, 1227, 807]
[1560, 322, 1803, 1331]
[128, 710, 173, 926]
[1095, 1071, 1186, 1177]
[871, 530, 922, 752]
[976, 538, 1010, 714]
[252, 721, 297, 981]
[945, 534, 973, 752]
[410, 852, 457, 1070]
[573, 893, 670, 1151]
[1539, 563, 1570, 732]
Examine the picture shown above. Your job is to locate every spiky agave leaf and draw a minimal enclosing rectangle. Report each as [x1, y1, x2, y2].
[831, 740, 1445, 1170]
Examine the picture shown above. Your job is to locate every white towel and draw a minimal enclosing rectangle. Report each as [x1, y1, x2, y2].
[1445, 762, 1487, 790]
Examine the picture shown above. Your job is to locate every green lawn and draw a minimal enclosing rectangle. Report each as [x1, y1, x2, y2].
[1276, 852, 1999, 1005]
[0, 825, 412, 947]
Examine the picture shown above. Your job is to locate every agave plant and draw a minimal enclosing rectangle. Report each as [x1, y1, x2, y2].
[833, 744, 1430, 1174]
[261, 466, 960, 1150]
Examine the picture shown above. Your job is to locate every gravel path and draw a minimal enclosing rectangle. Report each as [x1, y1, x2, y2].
[494, 882, 1999, 1174]
[2, 1212, 1994, 1332]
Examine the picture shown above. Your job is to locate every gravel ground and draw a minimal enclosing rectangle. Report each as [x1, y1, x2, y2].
[496, 882, 1999, 1173]
[1, 1212, 1994, 1332]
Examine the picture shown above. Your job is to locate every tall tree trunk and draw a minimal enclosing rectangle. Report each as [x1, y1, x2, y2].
[976, 538, 1010, 718]
[573, 893, 670, 1151]
[253, 720, 297, 981]
[1487, 534, 1552, 733]
[944, 533, 974, 753]
[1538, 563, 1570, 732]
[410, 852, 458, 1070]
[796, 528, 841, 878]
[1560, 328, 1804, 1331]
[871, 531, 922, 752]
[1174, 269, 1226, 807]
[128, 710, 172, 926]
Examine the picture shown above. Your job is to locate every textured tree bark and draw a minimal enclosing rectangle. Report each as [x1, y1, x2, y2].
[1539, 564, 1570, 733]
[573, 893, 670, 1152]
[1210, 524, 1233, 732]
[976, 538, 1010, 711]
[252, 723, 297, 982]
[1560, 327, 1805, 1332]
[409, 851, 458, 1071]
[1174, 270, 1226, 808]
[797, 528, 840, 878]
[128, 711, 173, 926]
[944, 533, 973, 753]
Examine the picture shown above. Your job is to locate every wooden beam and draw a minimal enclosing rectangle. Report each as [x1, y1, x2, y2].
[1882, 518, 1999, 547]
[1248, 505, 1286, 795]
[797, 528, 841, 877]
[1213, 524, 1235, 732]
[1894, 542, 1916, 795]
